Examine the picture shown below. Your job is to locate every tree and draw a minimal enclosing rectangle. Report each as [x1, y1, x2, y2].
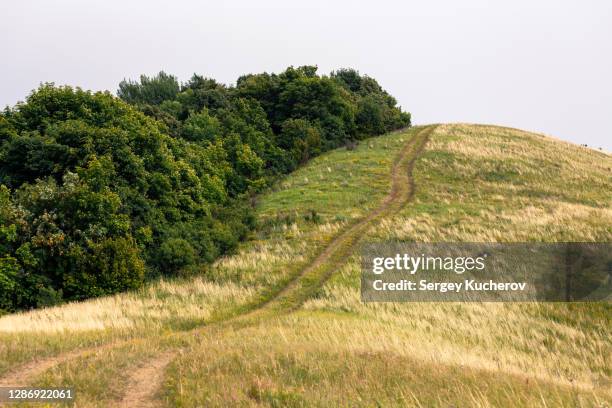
[279, 119, 321, 165]
[0, 85, 250, 308]
[118, 71, 180, 105]
[0, 65, 412, 311]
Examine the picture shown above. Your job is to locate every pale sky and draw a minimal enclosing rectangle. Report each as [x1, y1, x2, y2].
[1, 0, 611, 149]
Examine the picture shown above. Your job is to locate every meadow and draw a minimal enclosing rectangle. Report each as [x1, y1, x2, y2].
[1, 124, 610, 407]
[0, 128, 415, 395]
[163, 124, 611, 407]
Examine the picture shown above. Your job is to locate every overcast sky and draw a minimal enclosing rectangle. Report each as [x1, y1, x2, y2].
[1, 0, 610, 149]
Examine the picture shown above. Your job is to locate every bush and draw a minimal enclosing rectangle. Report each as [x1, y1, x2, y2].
[0, 86, 248, 309]
[158, 238, 197, 275]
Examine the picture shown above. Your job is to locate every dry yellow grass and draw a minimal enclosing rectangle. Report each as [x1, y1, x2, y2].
[0, 127, 412, 385]
[156, 124, 612, 405]
[1, 125, 610, 407]
[371, 124, 611, 243]
[305, 274, 610, 391]
[164, 309, 610, 407]
[0, 278, 255, 334]
[294, 123, 611, 404]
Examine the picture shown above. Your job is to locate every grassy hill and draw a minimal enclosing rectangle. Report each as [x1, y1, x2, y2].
[1, 124, 610, 407]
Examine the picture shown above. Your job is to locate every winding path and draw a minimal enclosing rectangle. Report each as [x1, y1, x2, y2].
[115, 125, 433, 407]
[0, 126, 434, 406]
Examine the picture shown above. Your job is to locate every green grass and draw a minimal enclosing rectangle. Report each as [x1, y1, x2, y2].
[299, 123, 611, 405]
[0, 127, 422, 406]
[1, 124, 610, 407]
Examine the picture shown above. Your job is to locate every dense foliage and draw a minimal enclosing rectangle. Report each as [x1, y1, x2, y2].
[0, 66, 409, 311]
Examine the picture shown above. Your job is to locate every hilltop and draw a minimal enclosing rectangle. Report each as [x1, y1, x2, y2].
[0, 124, 610, 407]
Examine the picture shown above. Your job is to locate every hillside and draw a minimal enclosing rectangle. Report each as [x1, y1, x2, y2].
[1, 124, 610, 407]
[0, 68, 410, 312]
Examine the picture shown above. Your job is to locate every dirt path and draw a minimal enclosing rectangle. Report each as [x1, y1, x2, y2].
[0, 126, 433, 405]
[0, 351, 81, 387]
[242, 125, 433, 318]
[0, 342, 119, 387]
[116, 352, 176, 408]
[111, 126, 432, 407]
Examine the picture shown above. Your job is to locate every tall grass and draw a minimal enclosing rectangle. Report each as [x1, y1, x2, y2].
[2, 124, 610, 407]
[295, 123, 612, 405]
[0, 128, 417, 383]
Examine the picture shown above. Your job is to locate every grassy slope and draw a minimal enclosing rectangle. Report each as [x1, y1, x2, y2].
[0, 128, 418, 404]
[166, 124, 611, 407]
[1, 124, 610, 407]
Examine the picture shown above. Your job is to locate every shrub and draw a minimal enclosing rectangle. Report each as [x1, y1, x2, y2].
[158, 238, 197, 275]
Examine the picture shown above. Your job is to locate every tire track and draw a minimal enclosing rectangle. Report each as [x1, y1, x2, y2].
[116, 352, 176, 408]
[0, 126, 433, 405]
[242, 124, 433, 317]
[115, 126, 433, 407]
[0, 342, 118, 387]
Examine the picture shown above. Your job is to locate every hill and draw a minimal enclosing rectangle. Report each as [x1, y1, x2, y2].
[0, 124, 610, 407]
[0, 67, 410, 312]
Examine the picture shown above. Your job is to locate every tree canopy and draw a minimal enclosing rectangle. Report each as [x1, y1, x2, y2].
[0, 66, 410, 312]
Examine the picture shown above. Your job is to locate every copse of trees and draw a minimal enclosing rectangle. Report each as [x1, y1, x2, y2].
[0, 66, 410, 312]
[0, 86, 253, 309]
[119, 66, 410, 171]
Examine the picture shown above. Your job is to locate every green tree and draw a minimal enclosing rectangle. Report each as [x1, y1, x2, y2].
[118, 71, 180, 105]
[0, 65, 412, 311]
[279, 119, 322, 165]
